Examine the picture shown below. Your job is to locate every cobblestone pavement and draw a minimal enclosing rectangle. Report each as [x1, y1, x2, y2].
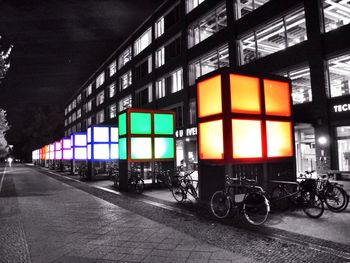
[0, 164, 350, 263]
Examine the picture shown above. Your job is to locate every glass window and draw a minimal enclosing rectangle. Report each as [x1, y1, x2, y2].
[156, 47, 165, 68]
[155, 17, 164, 38]
[86, 116, 92, 127]
[165, 104, 183, 128]
[135, 84, 153, 107]
[120, 70, 132, 91]
[118, 95, 132, 112]
[109, 82, 116, 98]
[156, 35, 182, 68]
[96, 110, 105, 124]
[336, 126, 350, 171]
[186, 0, 205, 13]
[188, 44, 229, 85]
[238, 8, 307, 65]
[188, 4, 227, 48]
[77, 108, 82, 119]
[278, 66, 312, 104]
[72, 99, 76, 109]
[327, 54, 350, 97]
[77, 94, 82, 104]
[109, 103, 117, 119]
[109, 60, 117, 76]
[96, 91, 105, 106]
[235, 0, 271, 19]
[72, 112, 76, 122]
[86, 84, 92, 96]
[156, 68, 183, 99]
[96, 72, 105, 88]
[189, 100, 197, 125]
[134, 27, 152, 56]
[87, 99, 93, 112]
[322, 0, 350, 33]
[135, 55, 152, 80]
[118, 47, 132, 69]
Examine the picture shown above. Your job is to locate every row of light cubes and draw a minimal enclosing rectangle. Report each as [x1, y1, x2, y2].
[197, 71, 293, 162]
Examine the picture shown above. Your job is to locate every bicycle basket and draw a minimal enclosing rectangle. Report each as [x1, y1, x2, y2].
[299, 179, 317, 192]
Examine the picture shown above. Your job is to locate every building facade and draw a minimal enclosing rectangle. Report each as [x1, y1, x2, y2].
[64, 0, 350, 176]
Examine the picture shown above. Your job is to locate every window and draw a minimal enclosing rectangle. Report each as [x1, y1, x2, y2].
[165, 104, 183, 128]
[109, 60, 117, 76]
[188, 44, 229, 85]
[109, 103, 117, 119]
[68, 104, 72, 113]
[120, 70, 132, 90]
[156, 68, 183, 99]
[164, 4, 181, 31]
[86, 116, 92, 127]
[65, 119, 68, 126]
[77, 122, 82, 132]
[72, 112, 76, 122]
[186, 0, 205, 13]
[109, 82, 116, 98]
[327, 53, 350, 98]
[77, 108, 82, 119]
[96, 110, 105, 124]
[189, 100, 197, 125]
[188, 4, 227, 48]
[156, 35, 182, 68]
[134, 27, 152, 56]
[65, 108, 68, 116]
[119, 95, 132, 112]
[87, 99, 93, 112]
[155, 17, 164, 38]
[72, 99, 76, 109]
[96, 91, 105, 106]
[235, 0, 271, 19]
[278, 66, 312, 104]
[96, 72, 105, 88]
[118, 47, 132, 69]
[77, 94, 82, 104]
[135, 84, 152, 107]
[336, 126, 350, 171]
[322, 0, 350, 33]
[135, 55, 152, 80]
[238, 8, 307, 65]
[86, 84, 92, 96]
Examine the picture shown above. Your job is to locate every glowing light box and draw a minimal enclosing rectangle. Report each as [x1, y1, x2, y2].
[49, 144, 55, 160]
[87, 126, 119, 161]
[196, 69, 294, 162]
[71, 132, 87, 160]
[118, 108, 175, 162]
[61, 137, 72, 160]
[54, 141, 62, 160]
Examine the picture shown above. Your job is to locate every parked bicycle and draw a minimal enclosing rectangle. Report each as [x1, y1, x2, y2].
[301, 171, 349, 212]
[270, 176, 324, 218]
[211, 175, 270, 226]
[171, 170, 198, 202]
[128, 169, 144, 194]
[156, 170, 172, 188]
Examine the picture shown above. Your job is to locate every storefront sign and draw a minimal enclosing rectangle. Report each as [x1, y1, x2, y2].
[333, 103, 350, 113]
[176, 127, 197, 138]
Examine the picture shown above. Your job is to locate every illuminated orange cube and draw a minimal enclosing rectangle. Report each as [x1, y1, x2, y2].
[197, 68, 294, 163]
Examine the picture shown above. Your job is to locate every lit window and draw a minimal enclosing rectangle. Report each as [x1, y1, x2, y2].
[87, 99, 93, 112]
[96, 110, 105, 124]
[96, 72, 105, 88]
[135, 84, 152, 107]
[96, 91, 105, 106]
[109, 82, 116, 98]
[327, 53, 350, 98]
[118, 95, 132, 112]
[156, 35, 181, 68]
[77, 94, 82, 104]
[156, 68, 183, 99]
[188, 4, 227, 48]
[155, 17, 164, 38]
[238, 8, 307, 65]
[109, 104, 117, 119]
[86, 84, 92, 96]
[109, 60, 117, 76]
[72, 99, 76, 109]
[186, 0, 205, 13]
[118, 47, 132, 69]
[120, 70, 132, 91]
[156, 47, 165, 68]
[134, 27, 152, 56]
[235, 0, 271, 19]
[188, 44, 229, 85]
[77, 108, 82, 119]
[322, 0, 350, 32]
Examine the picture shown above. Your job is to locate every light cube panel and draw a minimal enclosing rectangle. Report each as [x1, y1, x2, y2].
[263, 79, 291, 117]
[197, 75, 222, 118]
[61, 138, 72, 160]
[199, 120, 224, 160]
[87, 126, 119, 160]
[71, 133, 87, 160]
[131, 137, 152, 160]
[266, 121, 293, 157]
[130, 112, 151, 135]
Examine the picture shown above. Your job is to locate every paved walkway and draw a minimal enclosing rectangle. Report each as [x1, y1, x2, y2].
[0, 164, 255, 263]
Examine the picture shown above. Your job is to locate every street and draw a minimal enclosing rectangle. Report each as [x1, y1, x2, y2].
[0, 164, 349, 263]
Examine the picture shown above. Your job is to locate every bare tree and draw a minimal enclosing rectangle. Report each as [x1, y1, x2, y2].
[0, 109, 10, 158]
[0, 35, 13, 82]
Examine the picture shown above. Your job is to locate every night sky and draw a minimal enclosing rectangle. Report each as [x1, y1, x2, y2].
[0, 0, 163, 150]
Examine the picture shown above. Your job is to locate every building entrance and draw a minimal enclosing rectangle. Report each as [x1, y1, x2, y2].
[295, 123, 316, 175]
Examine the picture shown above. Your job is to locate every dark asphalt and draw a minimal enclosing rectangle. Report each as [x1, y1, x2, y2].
[0, 164, 349, 263]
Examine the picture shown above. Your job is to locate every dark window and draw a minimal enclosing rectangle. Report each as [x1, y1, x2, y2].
[135, 56, 152, 81]
[135, 87, 151, 107]
[165, 36, 182, 62]
[164, 4, 181, 31]
[169, 105, 183, 128]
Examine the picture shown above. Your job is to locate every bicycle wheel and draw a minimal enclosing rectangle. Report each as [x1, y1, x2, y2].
[135, 178, 144, 194]
[302, 191, 324, 218]
[210, 191, 231, 219]
[270, 187, 290, 212]
[243, 192, 270, 225]
[171, 185, 185, 202]
[325, 186, 348, 212]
